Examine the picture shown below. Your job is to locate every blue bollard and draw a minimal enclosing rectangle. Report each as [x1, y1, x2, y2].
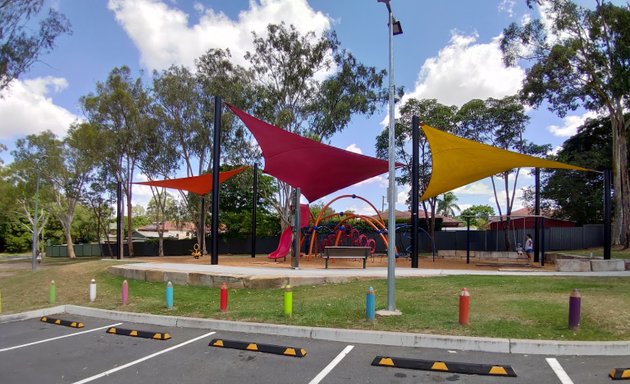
[166, 281, 173, 310]
[366, 286, 375, 321]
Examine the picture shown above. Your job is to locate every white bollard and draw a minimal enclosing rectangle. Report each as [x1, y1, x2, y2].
[89, 278, 96, 302]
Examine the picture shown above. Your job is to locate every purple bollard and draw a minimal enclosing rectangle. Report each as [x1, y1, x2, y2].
[121, 280, 128, 306]
[568, 288, 581, 330]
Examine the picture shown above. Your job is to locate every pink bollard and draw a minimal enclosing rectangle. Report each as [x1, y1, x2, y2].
[121, 280, 128, 306]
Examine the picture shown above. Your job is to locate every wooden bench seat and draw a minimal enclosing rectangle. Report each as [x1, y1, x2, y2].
[323, 246, 371, 269]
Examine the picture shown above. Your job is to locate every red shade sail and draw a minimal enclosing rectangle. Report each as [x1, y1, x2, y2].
[227, 103, 393, 202]
[135, 166, 249, 195]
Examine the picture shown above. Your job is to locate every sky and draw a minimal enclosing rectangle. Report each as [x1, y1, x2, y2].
[0, 0, 610, 218]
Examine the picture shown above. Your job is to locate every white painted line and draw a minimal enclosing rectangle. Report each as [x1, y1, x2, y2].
[0, 323, 123, 353]
[308, 345, 354, 384]
[546, 357, 575, 384]
[72, 331, 216, 384]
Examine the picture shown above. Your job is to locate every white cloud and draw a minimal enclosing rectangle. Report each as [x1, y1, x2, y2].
[453, 181, 493, 195]
[353, 175, 387, 187]
[396, 184, 410, 206]
[547, 111, 598, 137]
[0, 77, 79, 141]
[404, 32, 525, 107]
[108, 0, 331, 71]
[498, 0, 517, 17]
[345, 143, 362, 154]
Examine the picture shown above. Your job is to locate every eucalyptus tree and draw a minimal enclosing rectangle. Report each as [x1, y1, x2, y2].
[7, 131, 54, 254]
[245, 23, 387, 229]
[501, 0, 630, 247]
[376, 98, 458, 236]
[81, 66, 156, 257]
[10, 124, 101, 258]
[456, 96, 547, 250]
[0, 0, 71, 91]
[153, 53, 256, 247]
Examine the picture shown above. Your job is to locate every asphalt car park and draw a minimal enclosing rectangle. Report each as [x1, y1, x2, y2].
[0, 313, 629, 383]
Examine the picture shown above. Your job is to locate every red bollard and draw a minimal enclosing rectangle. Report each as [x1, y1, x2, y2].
[459, 288, 470, 326]
[220, 282, 228, 312]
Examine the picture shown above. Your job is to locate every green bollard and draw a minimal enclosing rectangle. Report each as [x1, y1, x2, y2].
[49, 280, 56, 305]
[284, 285, 293, 318]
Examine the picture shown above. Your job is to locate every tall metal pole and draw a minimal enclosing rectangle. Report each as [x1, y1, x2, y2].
[117, 181, 123, 259]
[251, 163, 258, 258]
[293, 188, 301, 269]
[534, 168, 540, 263]
[386, 4, 397, 312]
[32, 166, 42, 272]
[410, 115, 419, 268]
[211, 96, 222, 265]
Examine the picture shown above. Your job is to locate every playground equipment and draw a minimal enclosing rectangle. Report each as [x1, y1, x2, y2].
[268, 204, 311, 261]
[191, 243, 201, 259]
[307, 194, 391, 258]
[268, 226, 293, 261]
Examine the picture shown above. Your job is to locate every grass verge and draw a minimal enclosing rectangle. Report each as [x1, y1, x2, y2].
[1, 258, 629, 341]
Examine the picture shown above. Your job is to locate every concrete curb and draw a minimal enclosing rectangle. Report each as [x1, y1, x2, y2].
[44, 305, 630, 356]
[3, 305, 628, 356]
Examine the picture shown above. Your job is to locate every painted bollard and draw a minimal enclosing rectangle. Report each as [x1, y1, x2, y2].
[89, 279, 96, 302]
[284, 285, 293, 318]
[166, 281, 173, 310]
[121, 280, 128, 306]
[49, 280, 56, 305]
[219, 282, 228, 312]
[459, 288, 470, 326]
[366, 286, 375, 321]
[568, 288, 581, 330]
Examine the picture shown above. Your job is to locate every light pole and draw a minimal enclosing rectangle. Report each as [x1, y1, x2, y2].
[378, 0, 402, 313]
[32, 155, 46, 272]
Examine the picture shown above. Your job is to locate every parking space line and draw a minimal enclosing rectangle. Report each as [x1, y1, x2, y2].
[0, 323, 123, 353]
[546, 358, 575, 384]
[308, 345, 354, 384]
[72, 331, 216, 384]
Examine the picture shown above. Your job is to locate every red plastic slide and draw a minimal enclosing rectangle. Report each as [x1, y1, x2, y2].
[268, 226, 293, 260]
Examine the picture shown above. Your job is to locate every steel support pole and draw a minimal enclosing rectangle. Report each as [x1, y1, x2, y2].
[211, 96, 222, 265]
[604, 169, 611, 260]
[386, 6, 397, 312]
[251, 163, 258, 258]
[411, 115, 419, 268]
[534, 168, 540, 263]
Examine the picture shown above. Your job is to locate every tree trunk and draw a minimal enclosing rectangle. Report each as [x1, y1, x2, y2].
[158, 227, 164, 257]
[610, 110, 630, 248]
[64, 225, 76, 259]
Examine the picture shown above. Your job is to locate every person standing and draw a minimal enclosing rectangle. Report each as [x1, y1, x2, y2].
[524, 234, 533, 262]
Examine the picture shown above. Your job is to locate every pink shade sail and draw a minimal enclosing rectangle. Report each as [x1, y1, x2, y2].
[227, 103, 395, 202]
[135, 166, 249, 195]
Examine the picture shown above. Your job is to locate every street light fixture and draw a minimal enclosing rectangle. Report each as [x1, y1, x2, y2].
[32, 155, 46, 272]
[378, 0, 402, 314]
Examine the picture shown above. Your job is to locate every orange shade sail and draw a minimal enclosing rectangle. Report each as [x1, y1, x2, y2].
[135, 166, 249, 195]
[420, 125, 591, 200]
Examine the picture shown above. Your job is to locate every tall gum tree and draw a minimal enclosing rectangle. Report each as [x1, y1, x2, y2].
[245, 23, 387, 229]
[81, 66, 156, 257]
[501, 0, 630, 247]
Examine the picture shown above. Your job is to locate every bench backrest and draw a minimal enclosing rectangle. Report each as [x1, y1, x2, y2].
[324, 246, 370, 257]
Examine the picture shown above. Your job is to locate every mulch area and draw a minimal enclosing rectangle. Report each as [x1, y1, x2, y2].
[133, 253, 556, 271]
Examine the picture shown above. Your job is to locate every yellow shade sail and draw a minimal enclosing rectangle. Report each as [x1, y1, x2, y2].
[420, 125, 591, 201]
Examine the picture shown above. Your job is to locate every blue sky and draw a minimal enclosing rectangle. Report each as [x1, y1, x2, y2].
[0, 0, 609, 217]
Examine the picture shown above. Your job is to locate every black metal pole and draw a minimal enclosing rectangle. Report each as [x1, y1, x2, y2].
[199, 196, 206, 255]
[251, 163, 258, 258]
[534, 168, 540, 263]
[411, 115, 420, 268]
[211, 96, 222, 265]
[116, 181, 123, 260]
[293, 188, 300, 269]
[541, 217, 545, 266]
[466, 216, 470, 264]
[604, 169, 611, 259]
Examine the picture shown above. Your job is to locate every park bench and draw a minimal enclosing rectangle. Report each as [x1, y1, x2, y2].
[323, 246, 371, 269]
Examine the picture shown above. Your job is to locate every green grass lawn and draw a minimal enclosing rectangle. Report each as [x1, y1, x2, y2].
[1, 258, 629, 341]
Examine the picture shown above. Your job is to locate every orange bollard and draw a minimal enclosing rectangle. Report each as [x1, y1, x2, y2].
[220, 282, 228, 312]
[459, 288, 470, 326]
